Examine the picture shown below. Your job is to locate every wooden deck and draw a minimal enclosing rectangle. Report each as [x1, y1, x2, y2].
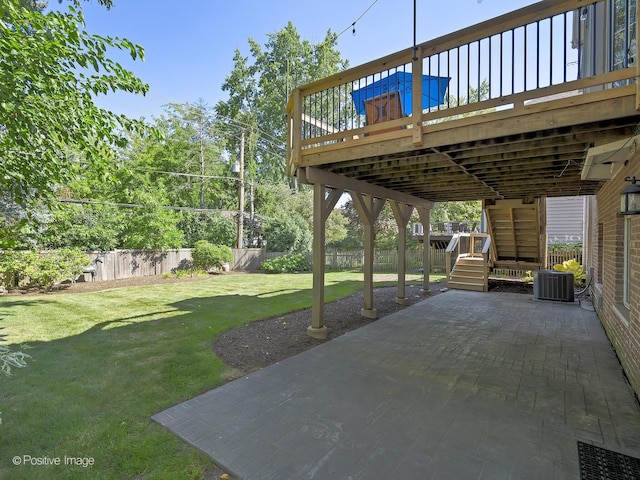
[286, 0, 640, 334]
[287, 0, 640, 202]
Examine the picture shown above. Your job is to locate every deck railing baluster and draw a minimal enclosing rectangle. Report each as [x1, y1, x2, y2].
[288, 1, 634, 157]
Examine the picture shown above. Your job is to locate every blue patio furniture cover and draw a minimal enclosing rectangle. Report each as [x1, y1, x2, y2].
[350, 71, 450, 116]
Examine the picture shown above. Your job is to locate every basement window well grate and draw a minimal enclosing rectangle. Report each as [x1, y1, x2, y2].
[578, 441, 640, 480]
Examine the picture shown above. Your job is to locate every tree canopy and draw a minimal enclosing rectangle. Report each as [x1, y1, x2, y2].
[0, 0, 149, 211]
[215, 22, 348, 183]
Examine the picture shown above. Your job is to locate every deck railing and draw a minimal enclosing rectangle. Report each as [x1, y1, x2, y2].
[287, 0, 638, 173]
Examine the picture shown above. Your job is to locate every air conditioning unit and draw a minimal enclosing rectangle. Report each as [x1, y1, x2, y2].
[533, 270, 575, 302]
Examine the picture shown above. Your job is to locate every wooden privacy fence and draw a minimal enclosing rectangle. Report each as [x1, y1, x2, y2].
[85, 249, 194, 282]
[85, 248, 269, 282]
[79, 248, 443, 282]
[324, 247, 446, 273]
[1, 245, 582, 284]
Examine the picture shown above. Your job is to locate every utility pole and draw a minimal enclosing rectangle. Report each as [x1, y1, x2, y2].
[249, 180, 255, 247]
[199, 112, 206, 210]
[237, 130, 245, 249]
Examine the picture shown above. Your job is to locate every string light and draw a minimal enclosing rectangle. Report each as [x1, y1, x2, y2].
[337, 0, 380, 38]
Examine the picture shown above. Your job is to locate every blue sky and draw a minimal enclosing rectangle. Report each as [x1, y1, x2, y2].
[71, 0, 538, 120]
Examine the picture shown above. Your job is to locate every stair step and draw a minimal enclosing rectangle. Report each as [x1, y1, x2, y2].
[453, 266, 486, 273]
[449, 271, 484, 281]
[447, 281, 486, 292]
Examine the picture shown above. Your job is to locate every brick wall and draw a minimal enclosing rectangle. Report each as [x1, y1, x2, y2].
[593, 151, 640, 398]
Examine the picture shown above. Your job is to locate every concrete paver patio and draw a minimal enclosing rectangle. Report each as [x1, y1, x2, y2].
[153, 290, 640, 479]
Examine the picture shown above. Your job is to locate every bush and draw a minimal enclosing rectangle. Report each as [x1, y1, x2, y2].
[549, 242, 582, 251]
[553, 258, 585, 285]
[0, 248, 90, 289]
[261, 254, 310, 274]
[191, 241, 233, 272]
[263, 215, 311, 253]
[178, 211, 236, 248]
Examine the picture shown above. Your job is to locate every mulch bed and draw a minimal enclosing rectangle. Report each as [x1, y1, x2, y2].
[213, 283, 440, 377]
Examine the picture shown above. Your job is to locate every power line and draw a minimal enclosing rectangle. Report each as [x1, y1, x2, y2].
[59, 198, 265, 218]
[133, 168, 283, 193]
[135, 169, 240, 182]
[215, 115, 286, 152]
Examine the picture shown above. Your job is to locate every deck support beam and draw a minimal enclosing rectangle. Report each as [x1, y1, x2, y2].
[352, 193, 385, 318]
[417, 207, 431, 294]
[308, 184, 344, 339]
[390, 201, 415, 304]
[298, 167, 433, 324]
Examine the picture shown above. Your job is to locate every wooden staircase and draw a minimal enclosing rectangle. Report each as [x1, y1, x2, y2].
[445, 233, 491, 292]
[483, 198, 547, 273]
[447, 256, 488, 292]
[446, 198, 546, 293]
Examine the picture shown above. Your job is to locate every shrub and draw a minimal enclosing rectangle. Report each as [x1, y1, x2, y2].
[191, 241, 233, 272]
[261, 254, 310, 274]
[0, 250, 37, 286]
[549, 242, 582, 251]
[553, 258, 585, 285]
[263, 215, 312, 253]
[0, 248, 89, 289]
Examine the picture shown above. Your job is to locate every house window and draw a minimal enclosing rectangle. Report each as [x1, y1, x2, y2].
[610, 0, 637, 71]
[623, 216, 631, 308]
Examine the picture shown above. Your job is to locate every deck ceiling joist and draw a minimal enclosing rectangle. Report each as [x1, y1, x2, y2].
[313, 113, 640, 202]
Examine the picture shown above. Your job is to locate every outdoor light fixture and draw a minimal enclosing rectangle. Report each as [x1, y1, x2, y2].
[620, 176, 640, 215]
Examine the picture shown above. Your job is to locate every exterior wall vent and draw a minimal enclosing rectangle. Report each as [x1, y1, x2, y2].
[533, 270, 575, 302]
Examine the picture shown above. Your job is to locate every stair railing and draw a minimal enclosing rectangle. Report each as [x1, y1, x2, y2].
[480, 235, 492, 291]
[445, 233, 492, 286]
[444, 233, 461, 279]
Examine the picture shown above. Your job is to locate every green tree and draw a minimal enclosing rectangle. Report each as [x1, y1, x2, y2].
[216, 22, 348, 184]
[37, 203, 124, 250]
[178, 212, 236, 248]
[263, 214, 312, 253]
[108, 166, 185, 249]
[431, 201, 482, 226]
[443, 80, 494, 118]
[120, 206, 184, 249]
[339, 200, 397, 249]
[326, 209, 348, 247]
[0, 0, 149, 212]
[151, 101, 231, 210]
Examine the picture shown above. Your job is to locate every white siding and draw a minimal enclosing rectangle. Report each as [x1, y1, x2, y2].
[546, 196, 586, 244]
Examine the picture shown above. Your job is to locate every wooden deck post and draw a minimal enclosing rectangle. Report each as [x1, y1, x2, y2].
[412, 46, 423, 147]
[390, 201, 414, 304]
[417, 207, 431, 294]
[352, 193, 385, 318]
[308, 184, 344, 339]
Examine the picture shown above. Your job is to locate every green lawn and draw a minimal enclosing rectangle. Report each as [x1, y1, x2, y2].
[0, 272, 431, 479]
